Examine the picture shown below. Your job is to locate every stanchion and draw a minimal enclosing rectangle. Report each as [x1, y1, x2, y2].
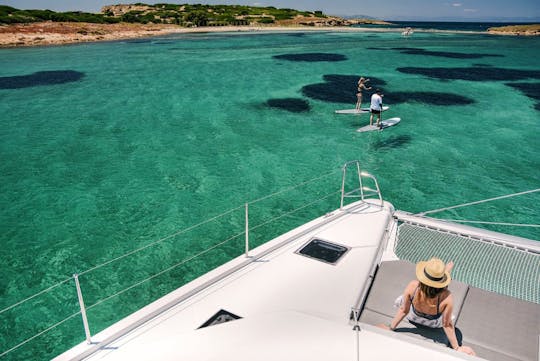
[73, 273, 92, 344]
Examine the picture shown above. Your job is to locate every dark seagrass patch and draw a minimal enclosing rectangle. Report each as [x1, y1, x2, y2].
[0, 70, 85, 89]
[373, 135, 413, 150]
[266, 98, 311, 112]
[397, 66, 540, 81]
[302, 75, 387, 104]
[506, 82, 540, 110]
[392, 47, 503, 59]
[273, 53, 347, 62]
[386, 91, 475, 106]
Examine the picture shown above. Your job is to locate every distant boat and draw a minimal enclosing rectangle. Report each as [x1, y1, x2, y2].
[402, 27, 414, 36]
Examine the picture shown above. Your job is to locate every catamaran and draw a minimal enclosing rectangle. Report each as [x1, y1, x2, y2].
[3, 161, 539, 360]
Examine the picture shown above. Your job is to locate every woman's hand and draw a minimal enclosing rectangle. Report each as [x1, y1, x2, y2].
[457, 346, 476, 356]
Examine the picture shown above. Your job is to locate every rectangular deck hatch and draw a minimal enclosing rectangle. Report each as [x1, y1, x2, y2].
[296, 238, 349, 265]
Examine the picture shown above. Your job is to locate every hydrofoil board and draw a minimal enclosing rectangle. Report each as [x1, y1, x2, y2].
[356, 117, 401, 133]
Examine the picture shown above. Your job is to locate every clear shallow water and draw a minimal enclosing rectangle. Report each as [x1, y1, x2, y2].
[0, 30, 539, 359]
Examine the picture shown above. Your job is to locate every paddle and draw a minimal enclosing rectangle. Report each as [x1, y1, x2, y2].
[378, 94, 384, 129]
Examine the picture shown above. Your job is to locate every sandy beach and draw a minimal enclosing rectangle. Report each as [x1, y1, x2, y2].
[0, 22, 419, 48]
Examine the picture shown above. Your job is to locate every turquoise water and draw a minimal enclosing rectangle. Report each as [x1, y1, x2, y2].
[356, 20, 539, 32]
[0, 30, 539, 359]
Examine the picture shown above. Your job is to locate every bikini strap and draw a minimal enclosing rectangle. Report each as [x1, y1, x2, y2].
[410, 285, 419, 302]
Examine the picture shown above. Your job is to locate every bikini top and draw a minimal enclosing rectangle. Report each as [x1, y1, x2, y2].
[409, 286, 442, 320]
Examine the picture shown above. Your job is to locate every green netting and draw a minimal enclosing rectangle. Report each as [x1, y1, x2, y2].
[395, 223, 540, 304]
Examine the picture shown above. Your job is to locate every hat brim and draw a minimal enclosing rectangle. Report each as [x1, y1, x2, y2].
[416, 261, 451, 288]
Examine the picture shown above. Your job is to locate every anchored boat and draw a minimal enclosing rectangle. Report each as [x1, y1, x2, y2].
[3, 162, 539, 360]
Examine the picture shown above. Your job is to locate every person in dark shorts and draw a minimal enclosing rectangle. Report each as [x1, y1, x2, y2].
[369, 89, 384, 127]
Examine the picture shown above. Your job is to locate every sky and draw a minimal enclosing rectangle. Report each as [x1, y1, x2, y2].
[1, 0, 539, 21]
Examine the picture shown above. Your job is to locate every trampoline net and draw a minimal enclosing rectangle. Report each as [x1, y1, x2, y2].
[395, 222, 539, 304]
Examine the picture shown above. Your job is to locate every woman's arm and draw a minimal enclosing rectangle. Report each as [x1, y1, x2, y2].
[388, 299, 409, 330]
[379, 281, 415, 330]
[441, 297, 459, 349]
[441, 296, 475, 355]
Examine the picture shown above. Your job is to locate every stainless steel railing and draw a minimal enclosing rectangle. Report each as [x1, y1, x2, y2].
[340, 160, 383, 209]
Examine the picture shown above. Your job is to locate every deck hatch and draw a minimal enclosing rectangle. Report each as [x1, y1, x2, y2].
[296, 238, 350, 265]
[198, 309, 241, 329]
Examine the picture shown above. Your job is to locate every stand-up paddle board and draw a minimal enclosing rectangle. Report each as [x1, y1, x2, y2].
[356, 117, 401, 132]
[335, 106, 389, 114]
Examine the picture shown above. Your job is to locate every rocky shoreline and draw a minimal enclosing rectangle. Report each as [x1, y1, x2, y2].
[0, 21, 392, 48]
[0, 22, 188, 47]
[487, 24, 540, 36]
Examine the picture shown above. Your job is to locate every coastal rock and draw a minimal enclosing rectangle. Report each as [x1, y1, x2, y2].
[101, 4, 154, 17]
[0, 22, 182, 47]
[487, 24, 540, 36]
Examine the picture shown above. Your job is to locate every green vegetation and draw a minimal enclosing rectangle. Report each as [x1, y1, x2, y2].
[0, 5, 120, 24]
[0, 4, 327, 26]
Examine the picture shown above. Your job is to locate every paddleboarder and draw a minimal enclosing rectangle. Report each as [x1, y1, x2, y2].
[369, 89, 384, 128]
[355, 77, 372, 111]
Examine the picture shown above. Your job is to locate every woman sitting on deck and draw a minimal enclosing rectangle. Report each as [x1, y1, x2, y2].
[379, 258, 476, 356]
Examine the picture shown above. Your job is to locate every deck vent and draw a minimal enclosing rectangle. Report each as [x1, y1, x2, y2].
[296, 238, 350, 265]
[198, 309, 241, 329]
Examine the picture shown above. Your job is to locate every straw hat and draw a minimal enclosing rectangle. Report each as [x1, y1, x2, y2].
[415, 258, 451, 288]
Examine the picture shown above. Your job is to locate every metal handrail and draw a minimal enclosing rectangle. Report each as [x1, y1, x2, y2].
[340, 160, 383, 209]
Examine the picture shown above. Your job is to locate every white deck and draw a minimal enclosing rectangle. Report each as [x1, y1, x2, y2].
[54, 200, 476, 361]
[85, 313, 472, 361]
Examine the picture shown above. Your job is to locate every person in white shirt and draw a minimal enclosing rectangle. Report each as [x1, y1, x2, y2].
[369, 89, 384, 128]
